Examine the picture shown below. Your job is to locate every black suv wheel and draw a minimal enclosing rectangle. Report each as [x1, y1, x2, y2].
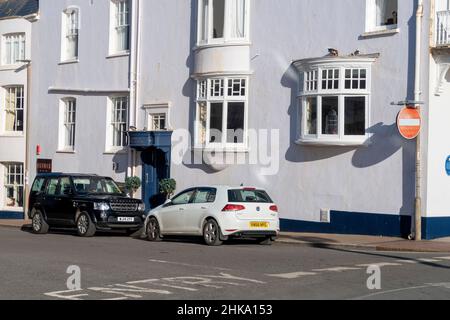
[76, 212, 96, 237]
[32, 211, 49, 235]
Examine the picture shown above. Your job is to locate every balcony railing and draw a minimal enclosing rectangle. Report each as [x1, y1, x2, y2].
[437, 11, 450, 46]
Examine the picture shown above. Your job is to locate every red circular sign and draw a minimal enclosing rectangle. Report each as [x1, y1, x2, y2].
[397, 107, 421, 140]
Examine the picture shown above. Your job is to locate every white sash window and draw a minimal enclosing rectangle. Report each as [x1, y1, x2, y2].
[2, 33, 25, 65]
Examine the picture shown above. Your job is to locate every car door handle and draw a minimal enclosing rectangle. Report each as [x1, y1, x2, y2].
[201, 207, 207, 210]
[179, 208, 185, 211]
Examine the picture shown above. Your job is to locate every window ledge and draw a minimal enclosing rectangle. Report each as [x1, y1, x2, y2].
[58, 59, 79, 65]
[0, 64, 22, 71]
[192, 146, 249, 154]
[104, 148, 128, 155]
[361, 28, 400, 38]
[193, 40, 252, 51]
[0, 133, 24, 138]
[0, 207, 23, 213]
[295, 138, 369, 147]
[106, 51, 130, 59]
[56, 149, 76, 154]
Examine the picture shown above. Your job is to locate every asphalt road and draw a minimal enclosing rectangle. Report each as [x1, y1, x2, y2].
[1, 226, 450, 300]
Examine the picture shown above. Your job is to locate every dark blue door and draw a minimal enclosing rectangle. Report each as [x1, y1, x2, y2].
[141, 147, 170, 210]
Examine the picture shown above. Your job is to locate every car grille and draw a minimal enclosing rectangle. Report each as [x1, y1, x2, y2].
[110, 200, 138, 212]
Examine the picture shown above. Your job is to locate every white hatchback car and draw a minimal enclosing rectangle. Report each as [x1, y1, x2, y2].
[143, 186, 280, 246]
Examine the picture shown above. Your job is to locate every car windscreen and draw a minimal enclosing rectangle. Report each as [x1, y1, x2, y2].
[228, 189, 273, 203]
[72, 177, 123, 195]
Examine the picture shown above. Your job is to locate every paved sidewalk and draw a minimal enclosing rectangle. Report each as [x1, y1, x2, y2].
[278, 232, 450, 253]
[2, 220, 450, 253]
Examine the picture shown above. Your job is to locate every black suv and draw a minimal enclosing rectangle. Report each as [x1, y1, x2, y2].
[28, 173, 146, 237]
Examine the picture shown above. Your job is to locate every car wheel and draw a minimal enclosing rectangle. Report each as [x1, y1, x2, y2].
[203, 219, 223, 246]
[258, 236, 273, 246]
[32, 211, 49, 235]
[146, 217, 162, 242]
[76, 213, 96, 237]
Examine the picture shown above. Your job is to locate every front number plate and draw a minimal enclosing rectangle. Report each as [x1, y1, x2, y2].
[118, 217, 135, 223]
[250, 222, 269, 228]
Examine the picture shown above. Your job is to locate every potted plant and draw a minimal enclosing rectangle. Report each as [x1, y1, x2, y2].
[125, 176, 142, 197]
[159, 178, 177, 200]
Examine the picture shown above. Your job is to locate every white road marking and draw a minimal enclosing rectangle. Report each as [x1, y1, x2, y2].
[313, 267, 362, 273]
[127, 279, 199, 292]
[44, 290, 89, 300]
[149, 259, 232, 271]
[435, 257, 450, 260]
[356, 262, 402, 268]
[418, 258, 442, 263]
[267, 272, 317, 279]
[395, 259, 418, 264]
[353, 282, 450, 300]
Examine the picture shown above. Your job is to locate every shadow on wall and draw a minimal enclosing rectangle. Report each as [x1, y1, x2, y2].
[112, 152, 128, 175]
[181, 0, 220, 175]
[281, 62, 415, 217]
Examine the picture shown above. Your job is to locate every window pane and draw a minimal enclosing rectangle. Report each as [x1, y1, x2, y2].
[198, 102, 208, 145]
[376, 0, 398, 26]
[305, 97, 317, 135]
[228, 0, 246, 38]
[200, 0, 209, 41]
[345, 97, 366, 136]
[322, 96, 339, 135]
[212, 0, 225, 38]
[227, 102, 245, 143]
[209, 103, 223, 143]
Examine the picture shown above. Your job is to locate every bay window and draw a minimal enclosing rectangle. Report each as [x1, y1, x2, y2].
[2, 33, 25, 66]
[198, 0, 249, 44]
[195, 77, 248, 149]
[294, 56, 377, 146]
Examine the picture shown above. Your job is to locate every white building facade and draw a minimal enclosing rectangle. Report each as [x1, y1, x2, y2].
[0, 0, 38, 219]
[23, 0, 450, 239]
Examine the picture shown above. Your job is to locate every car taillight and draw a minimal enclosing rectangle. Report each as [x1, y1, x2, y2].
[270, 205, 278, 212]
[222, 204, 246, 212]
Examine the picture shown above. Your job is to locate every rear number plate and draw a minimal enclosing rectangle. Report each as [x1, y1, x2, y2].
[118, 217, 135, 223]
[250, 222, 269, 228]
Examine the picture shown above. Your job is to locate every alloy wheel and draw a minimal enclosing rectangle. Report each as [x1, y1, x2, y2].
[77, 215, 89, 235]
[32, 214, 42, 232]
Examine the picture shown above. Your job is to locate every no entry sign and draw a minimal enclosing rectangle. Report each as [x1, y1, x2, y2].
[397, 107, 421, 140]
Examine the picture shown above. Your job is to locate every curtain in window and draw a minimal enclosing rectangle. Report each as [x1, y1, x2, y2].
[5, 89, 16, 132]
[228, 0, 246, 38]
[375, 0, 388, 26]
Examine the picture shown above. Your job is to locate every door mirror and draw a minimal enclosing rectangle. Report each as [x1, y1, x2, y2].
[163, 199, 172, 207]
[62, 188, 72, 196]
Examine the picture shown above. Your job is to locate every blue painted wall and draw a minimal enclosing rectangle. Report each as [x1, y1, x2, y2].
[281, 211, 450, 240]
[0, 211, 25, 220]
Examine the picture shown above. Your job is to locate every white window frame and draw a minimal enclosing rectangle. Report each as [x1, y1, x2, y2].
[2, 33, 26, 66]
[61, 7, 80, 62]
[197, 0, 251, 46]
[296, 60, 375, 146]
[3, 86, 25, 133]
[58, 98, 77, 152]
[195, 76, 249, 151]
[106, 96, 129, 151]
[2, 163, 24, 210]
[109, 0, 130, 55]
[365, 0, 399, 33]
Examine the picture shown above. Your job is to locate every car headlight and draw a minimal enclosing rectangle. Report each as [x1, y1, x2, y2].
[94, 202, 110, 211]
[138, 203, 146, 212]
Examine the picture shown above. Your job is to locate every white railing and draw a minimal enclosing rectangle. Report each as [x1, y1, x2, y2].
[437, 11, 450, 46]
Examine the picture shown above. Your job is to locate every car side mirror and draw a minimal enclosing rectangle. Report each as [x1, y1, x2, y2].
[63, 189, 73, 196]
[163, 199, 172, 207]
